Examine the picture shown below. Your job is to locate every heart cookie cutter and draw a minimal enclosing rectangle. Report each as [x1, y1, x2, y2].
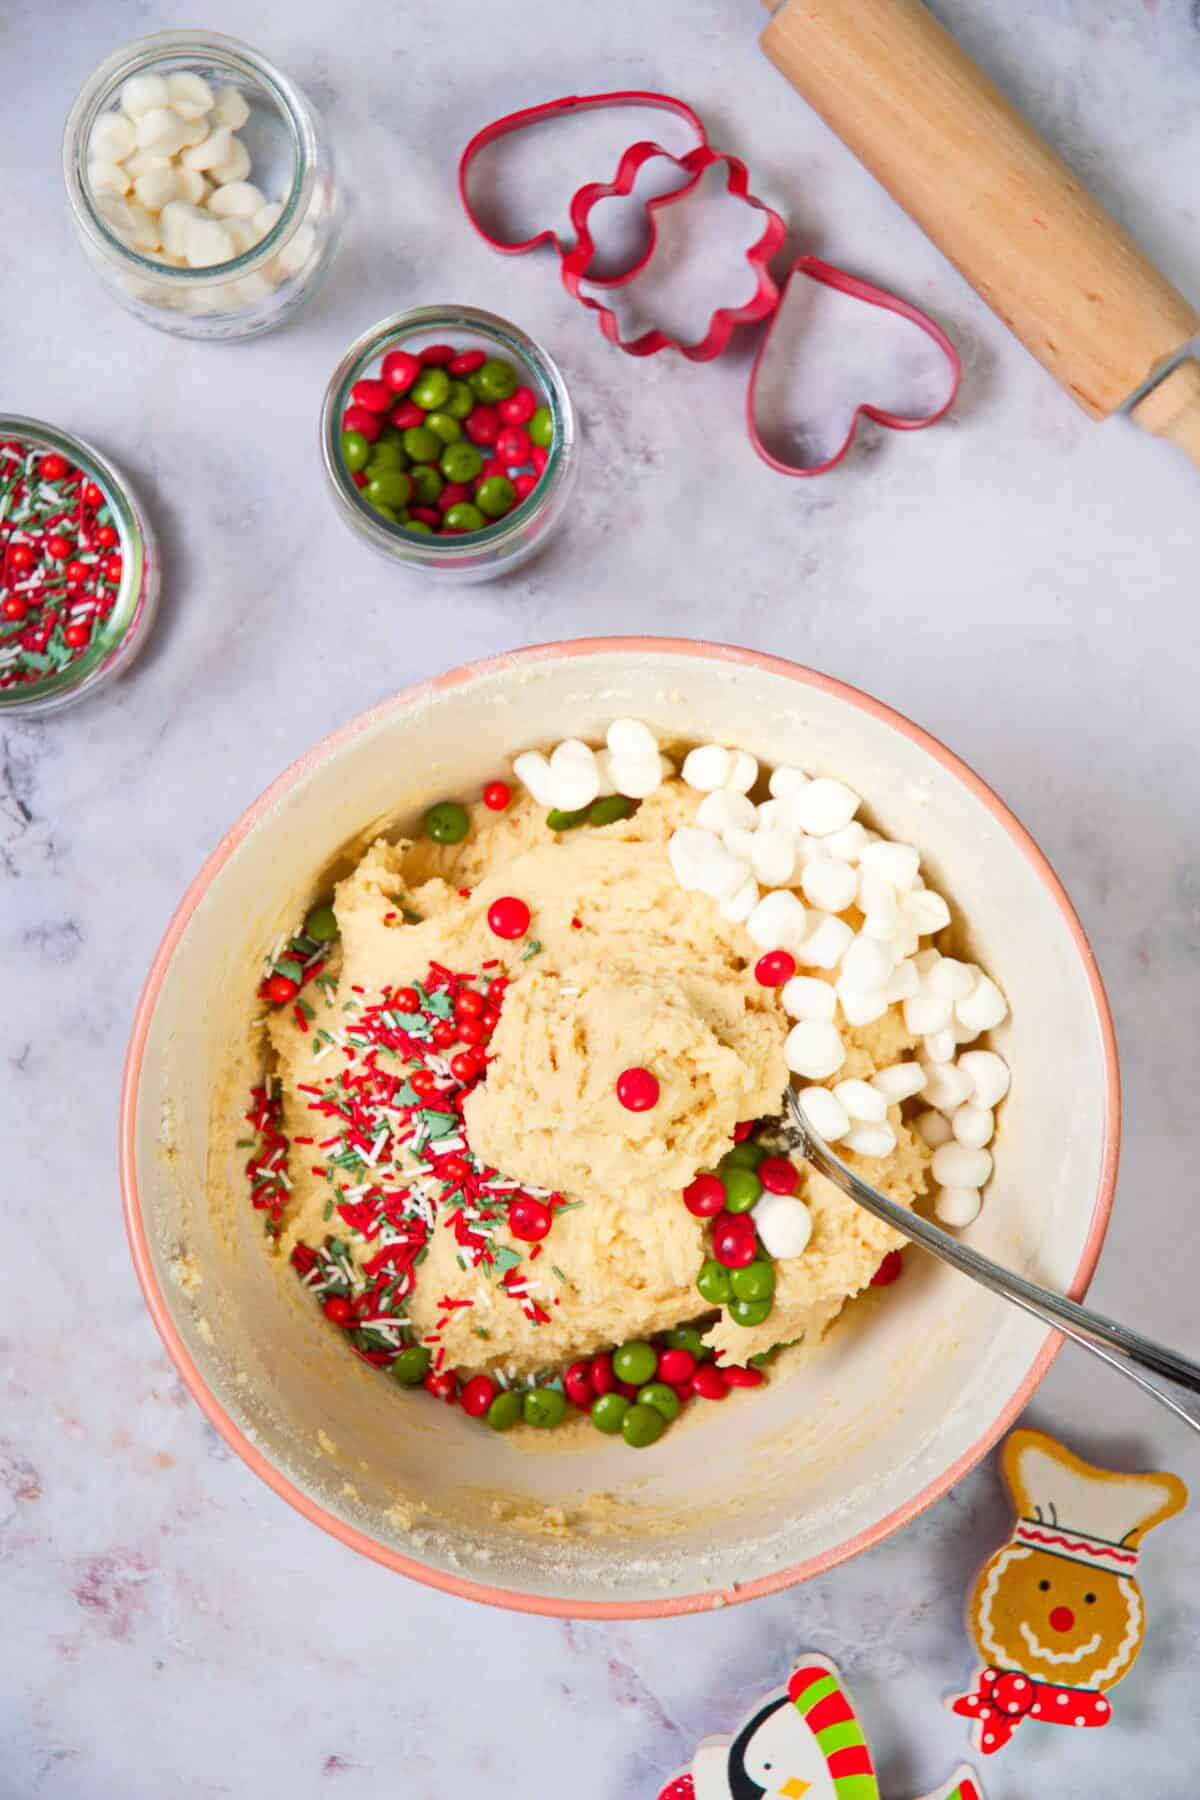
[458, 90, 961, 473]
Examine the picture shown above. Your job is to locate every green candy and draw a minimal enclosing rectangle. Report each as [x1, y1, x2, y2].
[587, 795, 634, 826]
[637, 1381, 681, 1423]
[367, 439, 407, 471]
[661, 1325, 711, 1361]
[341, 429, 370, 472]
[730, 1260, 776, 1302]
[476, 474, 516, 519]
[445, 378, 475, 419]
[590, 1393, 629, 1434]
[408, 464, 444, 506]
[720, 1166, 762, 1213]
[621, 1401, 666, 1448]
[404, 519, 434, 535]
[486, 1389, 523, 1432]
[366, 497, 398, 521]
[722, 1141, 766, 1170]
[391, 1345, 431, 1386]
[469, 357, 519, 402]
[366, 469, 413, 509]
[424, 410, 462, 445]
[424, 800, 470, 844]
[402, 425, 443, 463]
[730, 1297, 773, 1328]
[546, 806, 589, 831]
[529, 405, 553, 448]
[303, 903, 338, 942]
[612, 1340, 658, 1386]
[440, 441, 484, 484]
[523, 1386, 568, 1429]
[696, 1258, 732, 1305]
[443, 502, 485, 532]
[412, 367, 452, 411]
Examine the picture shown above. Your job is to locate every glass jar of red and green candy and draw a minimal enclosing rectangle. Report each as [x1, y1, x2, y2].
[0, 418, 160, 717]
[321, 307, 577, 583]
[63, 31, 342, 341]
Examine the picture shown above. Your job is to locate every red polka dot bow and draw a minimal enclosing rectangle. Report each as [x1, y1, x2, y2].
[952, 1666, 1111, 1754]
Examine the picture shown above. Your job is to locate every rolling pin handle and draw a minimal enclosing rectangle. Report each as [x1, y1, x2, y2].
[1131, 358, 1200, 470]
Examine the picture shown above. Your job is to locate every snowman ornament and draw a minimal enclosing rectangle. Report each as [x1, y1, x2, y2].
[656, 1655, 982, 1800]
[950, 1428, 1187, 1756]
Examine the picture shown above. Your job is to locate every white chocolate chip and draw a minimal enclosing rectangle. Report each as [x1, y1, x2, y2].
[800, 912, 854, 969]
[750, 826, 795, 889]
[822, 821, 872, 863]
[90, 113, 136, 163]
[166, 72, 215, 120]
[840, 934, 894, 992]
[668, 829, 746, 901]
[752, 1192, 812, 1259]
[173, 167, 211, 205]
[833, 1078, 888, 1123]
[871, 1061, 927, 1102]
[957, 1050, 1010, 1109]
[844, 1122, 897, 1158]
[723, 749, 758, 795]
[956, 975, 1009, 1033]
[159, 199, 200, 257]
[207, 180, 266, 219]
[800, 857, 858, 914]
[915, 1108, 953, 1147]
[922, 1027, 957, 1064]
[790, 777, 860, 836]
[121, 73, 170, 117]
[546, 739, 600, 812]
[935, 1185, 982, 1228]
[884, 960, 920, 1002]
[135, 107, 190, 156]
[903, 889, 952, 935]
[746, 889, 809, 953]
[797, 1085, 850, 1141]
[133, 163, 178, 212]
[209, 84, 251, 130]
[931, 1142, 992, 1188]
[952, 1102, 994, 1148]
[903, 985, 954, 1036]
[184, 215, 235, 267]
[781, 976, 836, 1023]
[682, 744, 733, 792]
[210, 137, 253, 185]
[606, 718, 658, 763]
[88, 159, 131, 197]
[785, 1020, 845, 1080]
[719, 876, 759, 924]
[860, 840, 921, 890]
[251, 201, 283, 242]
[767, 765, 808, 801]
[182, 126, 235, 171]
[696, 790, 756, 836]
[920, 1060, 975, 1112]
[837, 983, 889, 1027]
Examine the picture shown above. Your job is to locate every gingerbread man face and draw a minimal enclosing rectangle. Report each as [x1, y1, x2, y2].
[970, 1541, 1142, 1689]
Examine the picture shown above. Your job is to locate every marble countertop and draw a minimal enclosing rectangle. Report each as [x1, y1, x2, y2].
[6, 0, 1200, 1793]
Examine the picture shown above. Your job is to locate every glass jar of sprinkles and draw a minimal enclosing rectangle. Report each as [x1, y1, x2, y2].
[0, 418, 159, 717]
[63, 31, 342, 341]
[320, 307, 579, 583]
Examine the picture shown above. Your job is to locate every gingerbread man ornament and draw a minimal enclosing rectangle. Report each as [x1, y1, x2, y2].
[951, 1427, 1187, 1755]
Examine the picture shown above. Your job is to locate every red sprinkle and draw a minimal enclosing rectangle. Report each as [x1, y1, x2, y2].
[755, 949, 796, 987]
[683, 1173, 726, 1217]
[487, 896, 530, 940]
[757, 1156, 799, 1195]
[616, 1066, 660, 1112]
[482, 780, 511, 811]
[871, 1250, 904, 1287]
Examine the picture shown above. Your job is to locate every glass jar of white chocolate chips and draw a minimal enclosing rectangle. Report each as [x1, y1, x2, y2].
[63, 31, 342, 341]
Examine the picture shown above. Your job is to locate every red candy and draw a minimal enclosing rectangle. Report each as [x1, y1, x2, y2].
[103, 555, 123, 584]
[381, 349, 421, 393]
[351, 377, 393, 413]
[589, 1352, 616, 1396]
[871, 1250, 904, 1287]
[455, 990, 485, 1020]
[464, 404, 500, 446]
[450, 1051, 481, 1084]
[389, 399, 425, 430]
[531, 445, 549, 474]
[690, 1364, 729, 1401]
[683, 1173, 726, 1218]
[410, 1069, 438, 1098]
[657, 1348, 696, 1384]
[411, 505, 440, 525]
[63, 623, 90, 648]
[441, 1154, 471, 1183]
[342, 404, 382, 442]
[2, 597, 28, 621]
[423, 1369, 459, 1404]
[430, 1019, 456, 1048]
[508, 1196, 552, 1241]
[513, 473, 538, 502]
[419, 342, 455, 365]
[460, 1375, 497, 1417]
[40, 453, 68, 481]
[449, 349, 487, 376]
[496, 424, 532, 467]
[322, 1295, 353, 1325]
[757, 1156, 799, 1195]
[732, 1120, 756, 1143]
[755, 949, 796, 987]
[564, 1360, 594, 1407]
[351, 471, 368, 489]
[9, 543, 35, 573]
[719, 1364, 764, 1388]
[436, 482, 471, 512]
[711, 1212, 758, 1269]
[487, 895, 530, 940]
[394, 987, 420, 1011]
[265, 973, 299, 1004]
[497, 386, 537, 426]
[616, 1066, 660, 1112]
[96, 524, 118, 548]
[46, 535, 70, 559]
[476, 458, 505, 485]
[617, 1380, 641, 1401]
[482, 780, 511, 811]
[456, 1016, 486, 1045]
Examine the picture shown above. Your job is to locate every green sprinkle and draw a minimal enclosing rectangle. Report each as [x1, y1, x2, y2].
[520, 938, 543, 961]
[273, 957, 305, 982]
[235, 1138, 254, 1149]
[323, 1199, 334, 1220]
[494, 1245, 522, 1274]
[297, 999, 315, 1021]
[550, 1265, 566, 1283]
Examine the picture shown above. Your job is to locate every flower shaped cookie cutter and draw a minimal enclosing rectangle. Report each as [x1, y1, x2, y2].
[458, 90, 961, 473]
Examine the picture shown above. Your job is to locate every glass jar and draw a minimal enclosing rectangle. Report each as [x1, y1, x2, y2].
[0, 417, 160, 717]
[320, 307, 579, 584]
[63, 31, 342, 341]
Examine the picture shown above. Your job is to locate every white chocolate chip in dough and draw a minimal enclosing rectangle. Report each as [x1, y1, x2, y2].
[681, 744, 733, 792]
[958, 1050, 1010, 1109]
[785, 1020, 845, 1079]
[797, 1084, 850, 1142]
[935, 1185, 982, 1228]
[606, 718, 658, 763]
[833, 1078, 888, 1123]
[791, 777, 860, 836]
[512, 750, 553, 806]
[843, 1121, 897, 1158]
[746, 889, 808, 952]
[722, 749, 758, 795]
[752, 1192, 812, 1259]
[781, 976, 836, 1023]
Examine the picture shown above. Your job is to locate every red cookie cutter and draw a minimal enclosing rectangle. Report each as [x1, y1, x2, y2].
[458, 91, 961, 471]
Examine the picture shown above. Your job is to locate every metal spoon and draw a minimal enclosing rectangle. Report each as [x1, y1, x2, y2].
[779, 1088, 1200, 1436]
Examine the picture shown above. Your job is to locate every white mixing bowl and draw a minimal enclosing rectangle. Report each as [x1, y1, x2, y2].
[120, 638, 1119, 1617]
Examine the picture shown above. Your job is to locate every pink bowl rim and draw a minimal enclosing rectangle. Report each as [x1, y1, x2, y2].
[119, 635, 1121, 1619]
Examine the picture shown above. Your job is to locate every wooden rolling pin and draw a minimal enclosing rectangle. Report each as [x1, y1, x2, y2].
[759, 0, 1200, 467]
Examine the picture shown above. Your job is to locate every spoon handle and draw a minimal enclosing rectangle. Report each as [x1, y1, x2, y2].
[783, 1091, 1200, 1435]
